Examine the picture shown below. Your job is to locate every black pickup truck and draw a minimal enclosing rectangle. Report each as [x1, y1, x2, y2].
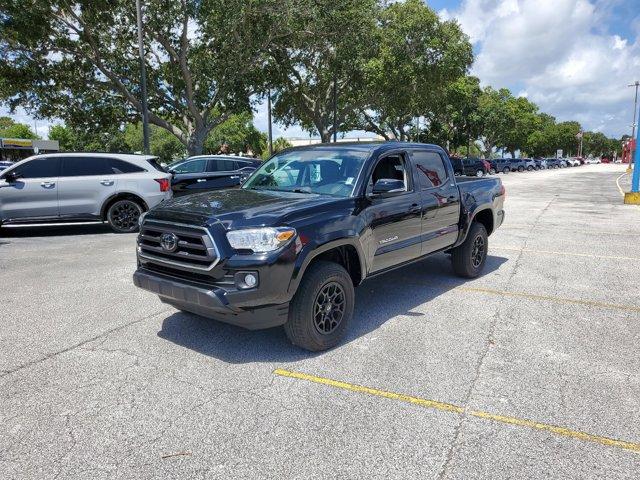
[133, 142, 505, 351]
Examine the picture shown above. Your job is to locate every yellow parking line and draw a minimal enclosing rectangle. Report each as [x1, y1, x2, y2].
[273, 369, 640, 453]
[457, 286, 640, 313]
[491, 246, 640, 261]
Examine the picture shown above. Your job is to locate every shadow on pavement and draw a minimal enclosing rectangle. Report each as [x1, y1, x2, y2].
[157, 253, 508, 364]
[0, 223, 115, 238]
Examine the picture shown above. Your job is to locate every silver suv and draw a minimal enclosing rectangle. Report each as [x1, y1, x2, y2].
[0, 153, 172, 232]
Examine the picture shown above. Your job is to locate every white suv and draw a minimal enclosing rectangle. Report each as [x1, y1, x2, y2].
[0, 153, 172, 232]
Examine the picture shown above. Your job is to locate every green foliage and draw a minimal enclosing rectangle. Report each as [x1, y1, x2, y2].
[476, 87, 511, 158]
[124, 123, 187, 162]
[359, 0, 473, 140]
[204, 112, 267, 155]
[0, 117, 39, 139]
[48, 123, 128, 152]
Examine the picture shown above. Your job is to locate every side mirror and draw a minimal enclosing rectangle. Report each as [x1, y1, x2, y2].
[371, 178, 405, 196]
[3, 171, 20, 183]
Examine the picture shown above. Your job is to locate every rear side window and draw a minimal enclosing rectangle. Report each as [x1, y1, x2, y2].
[412, 150, 447, 189]
[146, 159, 166, 172]
[209, 159, 237, 172]
[108, 159, 145, 174]
[8, 157, 60, 179]
[61, 157, 111, 177]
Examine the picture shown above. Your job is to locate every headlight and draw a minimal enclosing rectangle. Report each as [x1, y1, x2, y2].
[138, 211, 148, 227]
[226, 227, 296, 253]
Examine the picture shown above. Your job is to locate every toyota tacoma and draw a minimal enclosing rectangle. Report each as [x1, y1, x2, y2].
[133, 142, 505, 351]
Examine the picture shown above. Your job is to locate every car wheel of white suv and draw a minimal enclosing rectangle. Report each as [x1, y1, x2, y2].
[107, 199, 143, 233]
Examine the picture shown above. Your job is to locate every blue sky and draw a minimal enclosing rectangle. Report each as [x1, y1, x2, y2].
[3, 0, 640, 141]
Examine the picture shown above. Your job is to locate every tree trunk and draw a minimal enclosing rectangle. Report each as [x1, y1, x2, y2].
[187, 126, 208, 156]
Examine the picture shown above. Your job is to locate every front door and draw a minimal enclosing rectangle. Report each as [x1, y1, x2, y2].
[364, 152, 422, 273]
[0, 157, 60, 221]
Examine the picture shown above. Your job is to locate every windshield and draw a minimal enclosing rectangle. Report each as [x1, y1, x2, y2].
[242, 147, 370, 197]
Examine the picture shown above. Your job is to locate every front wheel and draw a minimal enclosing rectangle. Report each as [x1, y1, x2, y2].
[476, 169, 484, 177]
[107, 199, 143, 233]
[284, 261, 355, 351]
[451, 222, 488, 278]
[518, 166, 524, 172]
[502, 167, 510, 174]
[489, 168, 496, 175]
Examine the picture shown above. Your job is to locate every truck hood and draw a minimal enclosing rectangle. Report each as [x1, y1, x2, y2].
[146, 188, 343, 228]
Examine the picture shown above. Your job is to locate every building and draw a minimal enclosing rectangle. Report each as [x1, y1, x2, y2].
[0, 138, 60, 162]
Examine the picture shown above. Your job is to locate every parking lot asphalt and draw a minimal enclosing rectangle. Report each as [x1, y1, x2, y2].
[1, 164, 639, 479]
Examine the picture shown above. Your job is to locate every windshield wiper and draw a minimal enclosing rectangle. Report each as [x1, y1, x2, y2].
[290, 188, 313, 194]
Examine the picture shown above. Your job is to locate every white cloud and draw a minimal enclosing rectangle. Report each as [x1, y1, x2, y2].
[444, 0, 640, 137]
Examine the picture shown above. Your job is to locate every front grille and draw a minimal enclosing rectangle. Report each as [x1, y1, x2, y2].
[138, 220, 219, 271]
[143, 263, 234, 288]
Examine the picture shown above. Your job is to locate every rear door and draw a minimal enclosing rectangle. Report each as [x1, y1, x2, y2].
[169, 158, 209, 196]
[411, 149, 461, 254]
[57, 156, 117, 217]
[0, 157, 60, 220]
[204, 158, 243, 189]
[363, 151, 423, 272]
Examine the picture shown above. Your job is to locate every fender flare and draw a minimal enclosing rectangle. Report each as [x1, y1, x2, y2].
[287, 237, 368, 295]
[100, 192, 149, 220]
[455, 203, 495, 247]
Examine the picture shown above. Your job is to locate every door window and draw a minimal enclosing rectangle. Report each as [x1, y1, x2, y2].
[61, 157, 112, 177]
[368, 154, 410, 193]
[172, 159, 207, 174]
[412, 151, 448, 189]
[6, 157, 60, 179]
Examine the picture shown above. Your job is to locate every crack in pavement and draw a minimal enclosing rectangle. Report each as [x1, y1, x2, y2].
[0, 307, 172, 380]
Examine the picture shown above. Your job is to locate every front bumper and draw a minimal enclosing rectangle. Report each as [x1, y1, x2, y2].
[133, 269, 289, 330]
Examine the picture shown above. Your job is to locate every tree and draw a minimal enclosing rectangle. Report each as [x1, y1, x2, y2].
[476, 87, 511, 158]
[499, 96, 540, 158]
[358, 0, 473, 140]
[270, 0, 377, 143]
[0, 117, 38, 139]
[0, 0, 296, 155]
[204, 112, 267, 155]
[49, 123, 128, 152]
[583, 131, 610, 157]
[124, 123, 186, 162]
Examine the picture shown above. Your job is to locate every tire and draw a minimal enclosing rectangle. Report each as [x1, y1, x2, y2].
[502, 167, 510, 174]
[476, 169, 484, 177]
[451, 222, 488, 279]
[489, 168, 496, 175]
[518, 166, 524, 172]
[284, 261, 355, 351]
[106, 199, 143, 233]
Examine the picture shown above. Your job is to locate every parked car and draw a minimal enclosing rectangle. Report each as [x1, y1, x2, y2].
[544, 158, 561, 168]
[134, 142, 505, 351]
[508, 158, 527, 172]
[487, 159, 498, 175]
[533, 159, 547, 169]
[585, 157, 601, 164]
[0, 161, 13, 171]
[567, 157, 581, 167]
[0, 153, 172, 232]
[491, 158, 513, 174]
[450, 157, 488, 177]
[168, 155, 261, 196]
[523, 158, 537, 171]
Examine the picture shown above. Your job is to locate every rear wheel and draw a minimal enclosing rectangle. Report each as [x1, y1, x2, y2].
[502, 167, 510, 174]
[476, 169, 484, 177]
[527, 166, 534, 171]
[107, 199, 143, 233]
[451, 222, 488, 278]
[284, 261, 355, 351]
[489, 168, 496, 175]
[518, 166, 524, 172]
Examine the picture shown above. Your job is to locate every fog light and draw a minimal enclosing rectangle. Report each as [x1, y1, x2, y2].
[234, 271, 259, 289]
[244, 273, 257, 287]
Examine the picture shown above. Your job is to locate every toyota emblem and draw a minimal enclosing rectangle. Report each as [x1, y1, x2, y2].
[160, 232, 179, 252]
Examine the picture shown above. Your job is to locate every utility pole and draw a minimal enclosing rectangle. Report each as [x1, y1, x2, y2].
[267, 89, 273, 156]
[627, 81, 639, 174]
[136, 0, 150, 155]
[332, 74, 338, 143]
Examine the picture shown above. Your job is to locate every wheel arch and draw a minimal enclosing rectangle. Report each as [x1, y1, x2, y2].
[101, 192, 149, 220]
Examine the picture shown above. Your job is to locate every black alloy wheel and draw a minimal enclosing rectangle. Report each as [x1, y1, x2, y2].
[471, 234, 486, 268]
[313, 282, 346, 335]
[107, 200, 142, 233]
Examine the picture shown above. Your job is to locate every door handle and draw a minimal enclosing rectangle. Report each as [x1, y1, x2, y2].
[100, 180, 114, 186]
[447, 195, 457, 202]
[40, 181, 56, 188]
[196, 179, 206, 183]
[230, 175, 240, 179]
[409, 203, 421, 213]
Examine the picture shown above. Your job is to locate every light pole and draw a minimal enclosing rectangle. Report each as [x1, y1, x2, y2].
[627, 81, 639, 173]
[267, 89, 273, 156]
[136, 0, 150, 155]
[332, 73, 338, 143]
